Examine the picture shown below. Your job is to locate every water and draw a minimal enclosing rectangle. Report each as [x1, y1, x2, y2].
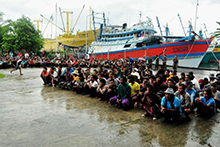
[0, 68, 220, 147]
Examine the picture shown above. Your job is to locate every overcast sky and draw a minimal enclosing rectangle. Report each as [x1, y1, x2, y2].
[1, 0, 220, 38]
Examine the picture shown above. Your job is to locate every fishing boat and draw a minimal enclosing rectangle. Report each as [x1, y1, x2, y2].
[199, 44, 220, 69]
[89, 18, 212, 68]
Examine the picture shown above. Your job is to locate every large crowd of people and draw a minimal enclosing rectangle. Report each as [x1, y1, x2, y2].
[38, 55, 220, 126]
[1, 51, 220, 126]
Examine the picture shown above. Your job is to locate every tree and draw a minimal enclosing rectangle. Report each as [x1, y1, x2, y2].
[214, 21, 220, 40]
[1, 15, 44, 53]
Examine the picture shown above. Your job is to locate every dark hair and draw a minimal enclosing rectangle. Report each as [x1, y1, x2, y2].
[120, 76, 127, 83]
[179, 83, 186, 89]
[203, 89, 213, 98]
[43, 66, 47, 70]
[91, 75, 97, 81]
[167, 78, 174, 84]
[100, 79, 106, 85]
[128, 75, 135, 81]
[147, 84, 155, 93]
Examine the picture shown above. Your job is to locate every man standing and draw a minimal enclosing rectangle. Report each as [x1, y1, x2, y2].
[162, 54, 167, 70]
[155, 55, 159, 70]
[173, 55, 178, 71]
[148, 55, 153, 69]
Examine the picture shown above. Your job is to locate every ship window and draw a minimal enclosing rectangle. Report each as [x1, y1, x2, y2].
[136, 43, 143, 47]
[124, 44, 131, 48]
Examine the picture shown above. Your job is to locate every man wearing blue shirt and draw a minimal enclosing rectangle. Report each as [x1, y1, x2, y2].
[185, 81, 196, 106]
[195, 89, 216, 118]
[161, 88, 182, 126]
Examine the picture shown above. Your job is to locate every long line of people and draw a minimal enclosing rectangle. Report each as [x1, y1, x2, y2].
[40, 60, 220, 126]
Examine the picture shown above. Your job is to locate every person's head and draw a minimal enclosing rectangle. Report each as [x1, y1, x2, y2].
[165, 70, 170, 76]
[148, 70, 153, 76]
[128, 75, 135, 83]
[99, 79, 106, 86]
[204, 77, 209, 85]
[108, 71, 113, 79]
[98, 74, 103, 80]
[186, 81, 193, 90]
[90, 75, 97, 82]
[43, 67, 47, 72]
[93, 70, 98, 76]
[180, 72, 185, 79]
[189, 72, 195, 80]
[167, 79, 174, 88]
[209, 74, 216, 81]
[146, 84, 155, 95]
[211, 83, 218, 93]
[66, 67, 71, 74]
[185, 74, 191, 82]
[179, 77, 184, 84]
[120, 76, 127, 84]
[58, 65, 62, 70]
[199, 79, 204, 86]
[156, 75, 162, 83]
[109, 79, 115, 87]
[203, 89, 213, 99]
[164, 88, 174, 100]
[178, 83, 186, 94]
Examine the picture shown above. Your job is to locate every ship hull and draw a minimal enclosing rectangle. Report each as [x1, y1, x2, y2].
[91, 39, 212, 68]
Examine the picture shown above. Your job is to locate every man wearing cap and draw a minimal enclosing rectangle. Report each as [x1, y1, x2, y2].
[175, 84, 191, 121]
[71, 70, 79, 88]
[185, 81, 197, 106]
[160, 88, 182, 126]
[209, 74, 216, 84]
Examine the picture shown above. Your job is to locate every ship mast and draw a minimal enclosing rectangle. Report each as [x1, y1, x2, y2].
[194, 0, 199, 32]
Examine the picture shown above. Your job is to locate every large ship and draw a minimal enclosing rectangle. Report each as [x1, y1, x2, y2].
[89, 18, 212, 68]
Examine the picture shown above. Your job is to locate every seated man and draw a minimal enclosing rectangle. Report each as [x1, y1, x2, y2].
[195, 89, 216, 118]
[185, 81, 197, 107]
[160, 88, 182, 126]
[109, 76, 131, 110]
[84, 75, 98, 97]
[96, 79, 107, 100]
[73, 74, 85, 94]
[103, 79, 117, 102]
[128, 75, 140, 108]
[142, 84, 160, 120]
[174, 84, 191, 121]
[59, 68, 73, 89]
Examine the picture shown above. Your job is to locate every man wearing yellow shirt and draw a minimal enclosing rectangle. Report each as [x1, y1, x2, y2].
[128, 75, 140, 108]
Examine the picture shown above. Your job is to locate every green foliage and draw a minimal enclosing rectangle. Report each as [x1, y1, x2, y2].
[214, 21, 220, 40]
[0, 15, 44, 53]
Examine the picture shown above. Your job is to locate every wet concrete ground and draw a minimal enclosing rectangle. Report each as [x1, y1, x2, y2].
[0, 68, 220, 147]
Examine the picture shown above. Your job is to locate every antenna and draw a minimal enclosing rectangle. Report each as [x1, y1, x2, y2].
[194, 0, 199, 32]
